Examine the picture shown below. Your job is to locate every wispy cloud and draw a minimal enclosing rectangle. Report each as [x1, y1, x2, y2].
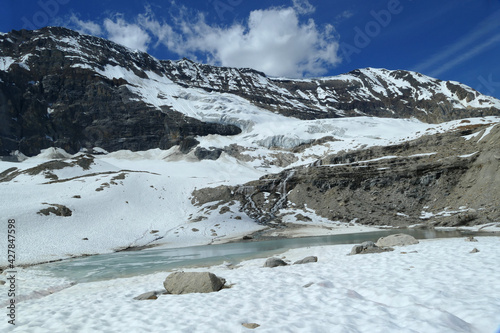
[292, 0, 316, 15]
[429, 33, 500, 77]
[413, 9, 500, 76]
[67, 1, 341, 78]
[69, 15, 103, 36]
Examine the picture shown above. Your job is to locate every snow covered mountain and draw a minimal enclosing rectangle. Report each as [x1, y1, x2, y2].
[1, 26, 500, 157]
[1, 27, 500, 266]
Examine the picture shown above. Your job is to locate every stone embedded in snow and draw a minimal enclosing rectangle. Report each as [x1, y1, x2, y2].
[37, 204, 73, 217]
[465, 236, 478, 242]
[163, 272, 226, 294]
[242, 323, 260, 329]
[293, 256, 318, 265]
[349, 241, 393, 255]
[264, 257, 288, 268]
[470, 248, 480, 253]
[376, 234, 419, 247]
[350, 244, 365, 255]
[133, 291, 159, 300]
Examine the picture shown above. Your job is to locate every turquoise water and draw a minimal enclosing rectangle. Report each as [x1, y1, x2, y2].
[32, 229, 487, 283]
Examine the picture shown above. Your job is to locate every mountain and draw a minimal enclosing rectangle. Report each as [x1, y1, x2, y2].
[1, 26, 500, 157]
[193, 121, 500, 229]
[1, 27, 500, 265]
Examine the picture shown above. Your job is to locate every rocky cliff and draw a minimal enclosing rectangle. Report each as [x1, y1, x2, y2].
[193, 122, 500, 228]
[1, 27, 500, 157]
[0, 27, 241, 156]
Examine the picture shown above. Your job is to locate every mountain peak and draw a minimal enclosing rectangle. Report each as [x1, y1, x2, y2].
[1, 27, 500, 156]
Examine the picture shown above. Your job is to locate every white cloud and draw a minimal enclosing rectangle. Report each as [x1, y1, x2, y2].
[143, 5, 340, 77]
[103, 17, 151, 52]
[69, 15, 103, 36]
[65, 2, 341, 78]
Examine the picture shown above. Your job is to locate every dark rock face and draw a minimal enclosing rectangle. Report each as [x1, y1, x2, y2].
[194, 147, 223, 160]
[1, 27, 500, 156]
[0, 27, 240, 156]
[193, 124, 500, 228]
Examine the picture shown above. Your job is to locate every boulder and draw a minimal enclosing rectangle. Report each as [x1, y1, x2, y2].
[361, 241, 376, 249]
[350, 244, 364, 255]
[194, 147, 223, 160]
[293, 256, 318, 265]
[376, 234, 419, 247]
[349, 242, 393, 255]
[465, 236, 478, 242]
[163, 272, 226, 294]
[264, 257, 288, 268]
[470, 248, 480, 253]
[133, 291, 159, 300]
[242, 323, 260, 329]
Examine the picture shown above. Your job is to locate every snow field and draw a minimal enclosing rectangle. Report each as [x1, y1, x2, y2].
[0, 237, 499, 332]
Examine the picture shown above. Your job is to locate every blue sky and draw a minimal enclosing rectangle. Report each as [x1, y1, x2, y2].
[1, 0, 500, 99]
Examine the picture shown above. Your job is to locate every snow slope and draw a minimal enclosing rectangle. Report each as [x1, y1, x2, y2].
[1, 117, 500, 266]
[0, 237, 499, 332]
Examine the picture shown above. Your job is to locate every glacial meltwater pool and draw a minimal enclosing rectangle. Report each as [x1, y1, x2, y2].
[32, 229, 490, 283]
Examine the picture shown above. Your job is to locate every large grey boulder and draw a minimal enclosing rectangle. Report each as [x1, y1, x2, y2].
[163, 272, 226, 294]
[376, 233, 419, 247]
[264, 257, 288, 268]
[293, 256, 318, 265]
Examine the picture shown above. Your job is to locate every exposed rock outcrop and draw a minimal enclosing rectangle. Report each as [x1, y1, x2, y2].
[193, 123, 500, 228]
[0, 28, 241, 156]
[37, 203, 72, 217]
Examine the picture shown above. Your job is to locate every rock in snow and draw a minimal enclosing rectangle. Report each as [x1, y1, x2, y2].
[163, 272, 226, 294]
[133, 291, 160, 301]
[293, 256, 318, 265]
[349, 241, 394, 255]
[376, 233, 419, 247]
[264, 257, 288, 268]
[242, 323, 260, 329]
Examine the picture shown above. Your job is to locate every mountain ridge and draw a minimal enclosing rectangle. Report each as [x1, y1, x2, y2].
[2, 27, 500, 156]
[1, 27, 500, 265]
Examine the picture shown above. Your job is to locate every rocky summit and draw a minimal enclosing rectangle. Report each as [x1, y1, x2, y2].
[1, 26, 500, 250]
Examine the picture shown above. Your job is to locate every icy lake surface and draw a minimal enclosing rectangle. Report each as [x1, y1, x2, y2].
[32, 229, 487, 283]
